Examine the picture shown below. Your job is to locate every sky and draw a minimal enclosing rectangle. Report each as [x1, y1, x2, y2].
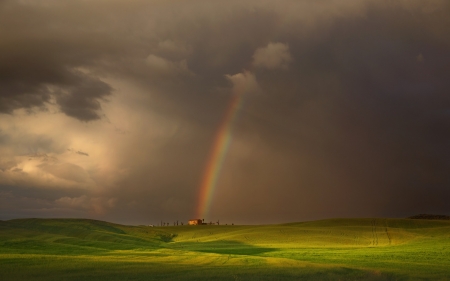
[0, 0, 449, 225]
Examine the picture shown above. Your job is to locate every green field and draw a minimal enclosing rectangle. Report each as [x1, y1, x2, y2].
[0, 218, 449, 280]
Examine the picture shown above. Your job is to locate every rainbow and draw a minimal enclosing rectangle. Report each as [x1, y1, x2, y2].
[196, 92, 244, 220]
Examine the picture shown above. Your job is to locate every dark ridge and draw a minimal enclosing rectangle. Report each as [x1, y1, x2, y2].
[409, 214, 450, 220]
[6, 218, 127, 234]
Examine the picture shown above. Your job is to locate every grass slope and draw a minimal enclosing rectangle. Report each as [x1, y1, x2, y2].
[0, 218, 449, 280]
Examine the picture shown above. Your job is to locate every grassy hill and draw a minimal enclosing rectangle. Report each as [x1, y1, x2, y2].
[0, 218, 449, 280]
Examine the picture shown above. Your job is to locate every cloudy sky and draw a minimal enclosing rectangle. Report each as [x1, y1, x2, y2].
[0, 0, 449, 225]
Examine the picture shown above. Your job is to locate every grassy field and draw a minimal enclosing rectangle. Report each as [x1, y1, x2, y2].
[0, 218, 449, 280]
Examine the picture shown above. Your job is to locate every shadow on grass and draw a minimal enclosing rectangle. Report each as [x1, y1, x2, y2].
[0, 257, 403, 281]
[158, 233, 178, 242]
[172, 240, 276, 255]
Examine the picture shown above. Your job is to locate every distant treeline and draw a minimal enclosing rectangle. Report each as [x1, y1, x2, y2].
[409, 214, 450, 220]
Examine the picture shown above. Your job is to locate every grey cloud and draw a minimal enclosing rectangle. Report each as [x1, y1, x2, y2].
[225, 71, 259, 95]
[55, 195, 117, 215]
[252, 42, 292, 70]
[0, 184, 101, 220]
[67, 149, 89, 156]
[25, 136, 62, 155]
[0, 160, 17, 172]
[0, 50, 113, 121]
[55, 72, 112, 121]
[0, 131, 67, 156]
[0, 130, 10, 145]
[0, 2, 116, 121]
[38, 162, 90, 183]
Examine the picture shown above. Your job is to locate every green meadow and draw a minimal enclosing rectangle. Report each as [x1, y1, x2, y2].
[0, 218, 449, 280]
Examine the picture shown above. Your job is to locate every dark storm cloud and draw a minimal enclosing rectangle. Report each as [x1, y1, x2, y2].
[55, 73, 112, 121]
[0, 50, 113, 121]
[0, 0, 449, 224]
[0, 1, 116, 121]
[217, 1, 450, 222]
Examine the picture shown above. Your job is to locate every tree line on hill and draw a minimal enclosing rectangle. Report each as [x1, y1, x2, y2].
[409, 214, 450, 220]
[155, 219, 234, 226]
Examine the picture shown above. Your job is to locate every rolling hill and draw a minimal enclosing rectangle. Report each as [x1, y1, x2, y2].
[1, 218, 449, 280]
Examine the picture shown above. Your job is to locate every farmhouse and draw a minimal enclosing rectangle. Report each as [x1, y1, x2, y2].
[188, 219, 203, 225]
